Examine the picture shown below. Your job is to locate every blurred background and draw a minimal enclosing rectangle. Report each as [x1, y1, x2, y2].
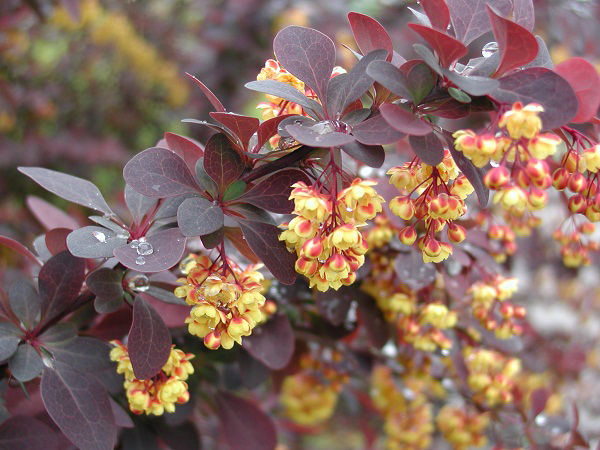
[1, 0, 600, 444]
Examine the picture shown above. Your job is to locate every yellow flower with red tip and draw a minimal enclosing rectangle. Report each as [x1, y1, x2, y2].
[290, 182, 332, 222]
[581, 145, 600, 173]
[498, 102, 544, 139]
[337, 179, 384, 222]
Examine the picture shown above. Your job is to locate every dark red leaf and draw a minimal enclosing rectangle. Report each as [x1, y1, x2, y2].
[273, 26, 336, 102]
[356, 292, 389, 348]
[394, 249, 437, 290]
[45, 228, 70, 256]
[66, 226, 127, 259]
[409, 132, 445, 166]
[244, 314, 294, 370]
[9, 344, 43, 381]
[347, 12, 393, 57]
[237, 220, 297, 285]
[124, 185, 158, 225]
[489, 67, 578, 129]
[315, 286, 354, 326]
[448, 145, 489, 206]
[39, 251, 85, 323]
[216, 392, 277, 450]
[177, 197, 224, 237]
[244, 81, 324, 118]
[128, 297, 172, 380]
[446, 0, 512, 45]
[210, 112, 260, 151]
[512, 0, 535, 32]
[224, 227, 259, 263]
[352, 113, 406, 146]
[41, 363, 117, 450]
[86, 268, 124, 301]
[366, 60, 412, 100]
[255, 114, 294, 152]
[204, 133, 245, 192]
[405, 61, 436, 104]
[420, 0, 450, 31]
[164, 132, 204, 172]
[200, 227, 225, 249]
[530, 388, 549, 418]
[9, 279, 40, 330]
[380, 103, 432, 136]
[26, 196, 79, 231]
[554, 58, 600, 123]
[0, 235, 41, 267]
[112, 228, 186, 273]
[0, 416, 61, 450]
[185, 73, 226, 112]
[285, 124, 356, 147]
[238, 169, 310, 214]
[486, 6, 538, 78]
[341, 141, 386, 169]
[43, 337, 113, 372]
[110, 398, 134, 428]
[123, 148, 200, 198]
[408, 23, 468, 68]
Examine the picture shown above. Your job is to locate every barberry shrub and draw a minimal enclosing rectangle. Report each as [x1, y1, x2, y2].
[1, 1, 599, 449]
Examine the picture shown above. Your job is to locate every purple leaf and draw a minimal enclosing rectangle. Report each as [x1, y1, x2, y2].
[380, 103, 432, 136]
[352, 112, 406, 145]
[203, 133, 245, 192]
[200, 227, 225, 250]
[277, 115, 315, 138]
[448, 145, 489, 206]
[238, 169, 310, 214]
[255, 114, 294, 151]
[9, 279, 41, 330]
[39, 251, 85, 323]
[185, 73, 226, 112]
[486, 5, 538, 78]
[420, 0, 450, 31]
[530, 388, 549, 418]
[342, 108, 371, 125]
[128, 297, 171, 380]
[243, 314, 294, 370]
[0, 324, 21, 361]
[177, 197, 224, 237]
[237, 220, 297, 285]
[26, 196, 80, 231]
[87, 268, 124, 301]
[273, 26, 336, 103]
[113, 228, 186, 273]
[45, 228, 70, 256]
[489, 67, 578, 129]
[124, 184, 158, 224]
[326, 49, 389, 116]
[9, 344, 43, 381]
[244, 80, 324, 118]
[66, 226, 127, 259]
[513, 0, 535, 32]
[39, 322, 77, 344]
[408, 23, 468, 68]
[164, 132, 204, 172]
[554, 57, 600, 123]
[341, 141, 386, 168]
[356, 292, 389, 348]
[0, 417, 61, 450]
[1, 236, 41, 267]
[409, 132, 445, 166]
[18, 167, 113, 216]
[446, 0, 512, 45]
[238, 351, 270, 389]
[41, 363, 117, 450]
[123, 148, 200, 198]
[110, 398, 134, 428]
[210, 112, 260, 151]
[366, 60, 412, 100]
[347, 12, 393, 57]
[216, 392, 277, 450]
[229, 204, 276, 225]
[315, 287, 353, 326]
[394, 249, 437, 289]
[44, 337, 113, 372]
[286, 124, 356, 147]
[525, 36, 553, 70]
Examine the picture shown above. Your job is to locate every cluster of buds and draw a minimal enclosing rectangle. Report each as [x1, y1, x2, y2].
[280, 179, 383, 291]
[436, 405, 490, 450]
[174, 254, 268, 350]
[552, 220, 598, 267]
[401, 302, 458, 352]
[370, 366, 434, 449]
[468, 275, 525, 339]
[110, 341, 194, 415]
[454, 103, 560, 215]
[363, 214, 395, 249]
[388, 150, 474, 263]
[279, 352, 349, 426]
[463, 346, 521, 407]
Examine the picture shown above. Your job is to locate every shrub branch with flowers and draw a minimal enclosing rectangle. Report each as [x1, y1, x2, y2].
[1, 1, 600, 449]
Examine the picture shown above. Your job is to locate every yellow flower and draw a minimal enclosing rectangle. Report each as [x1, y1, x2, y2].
[498, 102, 544, 139]
[337, 179, 384, 222]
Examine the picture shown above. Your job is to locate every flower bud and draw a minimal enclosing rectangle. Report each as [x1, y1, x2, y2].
[552, 167, 570, 190]
[568, 194, 587, 214]
[484, 166, 510, 190]
[527, 188, 548, 210]
[568, 172, 588, 193]
[447, 223, 467, 243]
[389, 196, 415, 220]
[399, 227, 417, 245]
[204, 330, 221, 350]
[300, 237, 324, 259]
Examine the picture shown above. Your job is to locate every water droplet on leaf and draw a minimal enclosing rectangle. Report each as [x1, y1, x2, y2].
[535, 414, 547, 426]
[135, 256, 146, 265]
[482, 41, 498, 58]
[130, 239, 140, 249]
[128, 274, 150, 292]
[136, 242, 153, 256]
[92, 231, 107, 243]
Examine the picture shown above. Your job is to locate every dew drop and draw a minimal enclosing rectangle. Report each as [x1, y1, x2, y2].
[535, 414, 547, 427]
[135, 256, 146, 265]
[116, 231, 130, 239]
[130, 239, 140, 249]
[92, 231, 107, 243]
[128, 274, 150, 292]
[482, 41, 498, 58]
[136, 241, 154, 256]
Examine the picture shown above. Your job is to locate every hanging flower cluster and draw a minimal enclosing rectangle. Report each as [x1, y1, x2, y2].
[110, 341, 194, 415]
[256, 59, 306, 120]
[279, 179, 383, 291]
[387, 150, 474, 263]
[436, 405, 490, 450]
[174, 254, 267, 350]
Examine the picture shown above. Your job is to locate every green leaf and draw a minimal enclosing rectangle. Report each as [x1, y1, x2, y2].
[448, 87, 472, 103]
[222, 180, 247, 202]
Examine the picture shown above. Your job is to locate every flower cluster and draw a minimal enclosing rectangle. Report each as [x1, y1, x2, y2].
[280, 179, 383, 291]
[110, 341, 194, 415]
[468, 275, 525, 339]
[388, 150, 474, 263]
[436, 405, 489, 450]
[279, 353, 348, 426]
[463, 347, 521, 407]
[174, 254, 267, 350]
